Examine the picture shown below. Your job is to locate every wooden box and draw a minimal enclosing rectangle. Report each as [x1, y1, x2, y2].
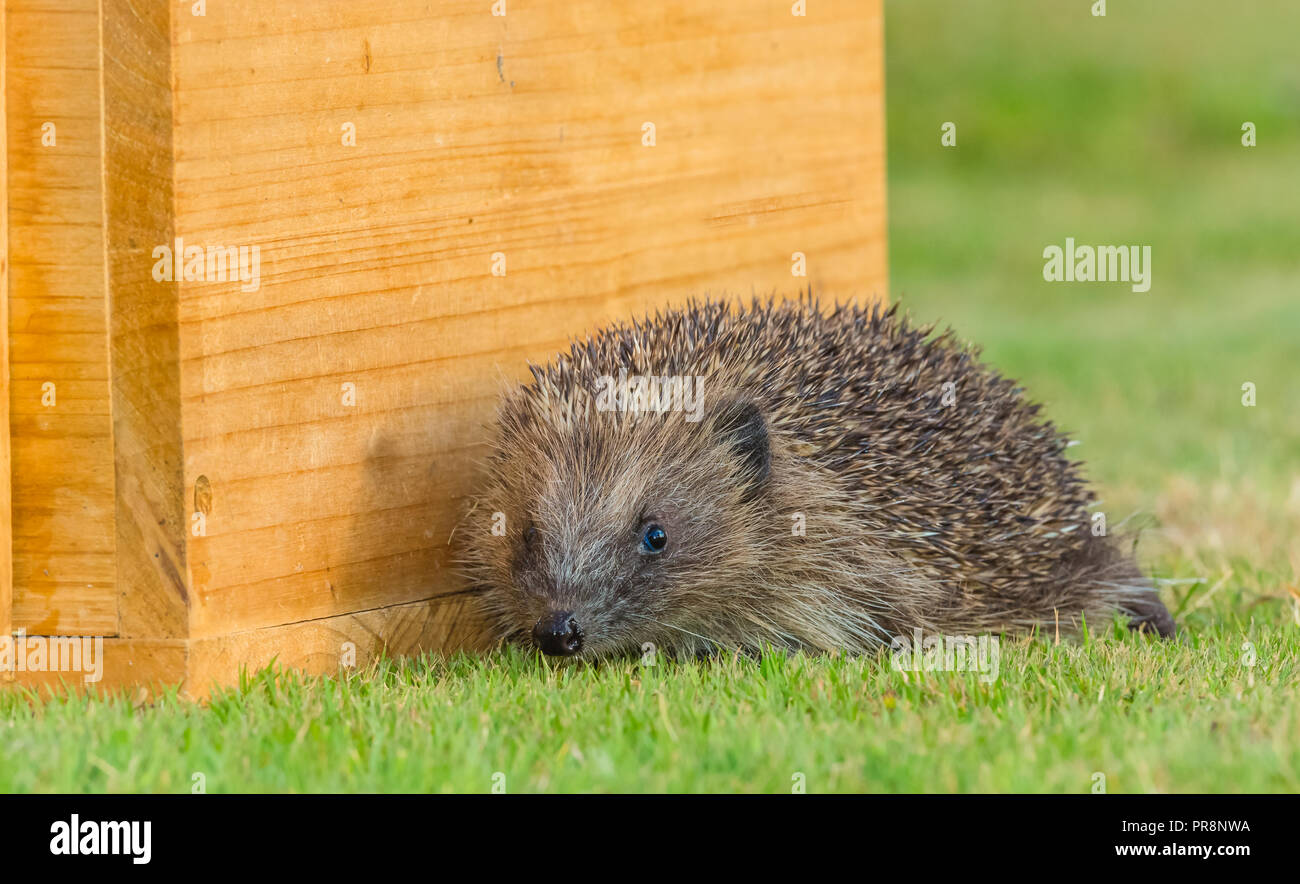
[0, 0, 886, 696]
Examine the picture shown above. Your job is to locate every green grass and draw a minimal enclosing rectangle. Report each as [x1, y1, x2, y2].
[2, 611, 1296, 793]
[2, 0, 1297, 792]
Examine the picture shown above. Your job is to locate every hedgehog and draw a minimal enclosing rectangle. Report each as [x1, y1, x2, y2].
[457, 297, 1174, 660]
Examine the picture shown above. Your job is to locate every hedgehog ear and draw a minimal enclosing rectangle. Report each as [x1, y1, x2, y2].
[714, 398, 770, 494]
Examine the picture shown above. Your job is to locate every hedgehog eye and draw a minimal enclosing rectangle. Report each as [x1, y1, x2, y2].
[524, 522, 539, 549]
[641, 524, 667, 554]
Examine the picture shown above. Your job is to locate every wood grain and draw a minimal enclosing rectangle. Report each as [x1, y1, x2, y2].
[102, 0, 189, 641]
[1, 0, 11, 680]
[5, 0, 116, 637]
[10, 638, 186, 696]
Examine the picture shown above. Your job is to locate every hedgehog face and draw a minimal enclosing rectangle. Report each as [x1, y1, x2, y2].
[466, 393, 777, 660]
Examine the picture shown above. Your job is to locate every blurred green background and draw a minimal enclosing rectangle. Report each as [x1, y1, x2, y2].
[885, 0, 1299, 587]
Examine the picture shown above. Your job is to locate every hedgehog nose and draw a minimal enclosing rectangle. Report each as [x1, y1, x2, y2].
[532, 611, 583, 656]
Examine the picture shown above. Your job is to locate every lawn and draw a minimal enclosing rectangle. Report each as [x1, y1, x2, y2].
[2, 0, 1296, 793]
[2, 623, 1297, 793]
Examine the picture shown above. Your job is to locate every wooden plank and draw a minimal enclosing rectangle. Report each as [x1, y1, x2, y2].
[7, 638, 186, 696]
[101, 0, 189, 640]
[186, 593, 484, 700]
[5, 0, 116, 636]
[1, 0, 11, 682]
[173, 0, 887, 640]
[2, 598, 471, 698]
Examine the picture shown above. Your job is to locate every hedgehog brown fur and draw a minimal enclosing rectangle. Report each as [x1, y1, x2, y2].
[458, 296, 1175, 659]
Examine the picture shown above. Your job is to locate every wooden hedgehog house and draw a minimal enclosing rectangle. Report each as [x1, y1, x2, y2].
[0, 0, 887, 696]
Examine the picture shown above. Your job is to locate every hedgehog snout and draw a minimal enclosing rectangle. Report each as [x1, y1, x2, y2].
[532, 610, 584, 656]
